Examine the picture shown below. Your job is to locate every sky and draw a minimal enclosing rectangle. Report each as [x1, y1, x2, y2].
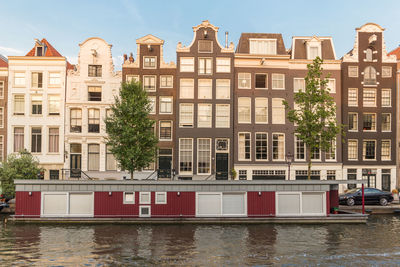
[0, 0, 399, 69]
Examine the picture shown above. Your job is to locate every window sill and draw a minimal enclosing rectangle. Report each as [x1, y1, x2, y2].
[238, 87, 251, 90]
[271, 88, 285, 90]
[255, 88, 268, 90]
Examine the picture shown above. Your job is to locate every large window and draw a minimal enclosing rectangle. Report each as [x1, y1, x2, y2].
[249, 39, 276, 55]
[255, 98, 268, 124]
[48, 95, 60, 115]
[382, 113, 391, 132]
[49, 72, 61, 86]
[215, 104, 230, 128]
[348, 113, 358, 131]
[272, 133, 285, 160]
[14, 95, 25, 115]
[31, 95, 42, 115]
[326, 139, 336, 161]
[363, 89, 376, 107]
[159, 121, 172, 140]
[48, 128, 59, 153]
[363, 113, 376, 131]
[160, 75, 173, 88]
[88, 144, 100, 170]
[31, 72, 43, 88]
[180, 57, 194, 72]
[88, 86, 102, 101]
[198, 58, 212, 75]
[179, 104, 194, 127]
[382, 89, 391, 107]
[348, 140, 358, 160]
[238, 97, 251, 123]
[348, 88, 358, 106]
[216, 58, 230, 73]
[255, 133, 267, 161]
[159, 97, 172, 114]
[143, 75, 156, 91]
[198, 138, 211, 174]
[293, 78, 305, 92]
[363, 140, 376, 160]
[381, 140, 391, 161]
[238, 133, 251, 161]
[198, 104, 212, 128]
[70, 108, 82, 133]
[255, 74, 268, 89]
[216, 79, 230, 99]
[143, 56, 156, 69]
[198, 79, 212, 99]
[31, 127, 42, 153]
[88, 65, 102, 77]
[311, 145, 320, 160]
[238, 73, 251, 89]
[272, 98, 285, 124]
[179, 139, 193, 173]
[308, 45, 320, 59]
[14, 127, 24, 152]
[295, 135, 305, 161]
[88, 108, 100, 133]
[363, 66, 376, 85]
[180, 79, 194, 99]
[14, 72, 25, 86]
[272, 74, 285, 89]
[106, 145, 117, 171]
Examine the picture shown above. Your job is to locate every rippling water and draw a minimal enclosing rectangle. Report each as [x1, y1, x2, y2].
[1, 216, 400, 266]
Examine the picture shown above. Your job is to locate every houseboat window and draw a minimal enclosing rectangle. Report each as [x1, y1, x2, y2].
[140, 192, 151, 204]
[139, 206, 151, 217]
[123, 192, 135, 204]
[155, 192, 167, 204]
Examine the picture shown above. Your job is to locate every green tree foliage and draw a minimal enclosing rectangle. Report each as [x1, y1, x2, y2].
[283, 57, 344, 180]
[0, 150, 44, 197]
[105, 81, 158, 179]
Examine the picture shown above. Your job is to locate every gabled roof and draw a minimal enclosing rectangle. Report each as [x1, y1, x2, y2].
[291, 36, 336, 60]
[26, 38, 63, 57]
[236, 33, 287, 55]
[388, 46, 400, 59]
[136, 34, 164, 45]
[0, 54, 8, 67]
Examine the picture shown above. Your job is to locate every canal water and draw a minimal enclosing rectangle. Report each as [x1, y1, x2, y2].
[1, 216, 400, 266]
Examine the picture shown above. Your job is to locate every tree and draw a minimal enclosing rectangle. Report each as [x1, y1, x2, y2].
[105, 81, 158, 179]
[0, 150, 44, 197]
[283, 57, 344, 180]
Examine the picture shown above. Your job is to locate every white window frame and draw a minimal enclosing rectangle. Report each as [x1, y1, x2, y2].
[327, 78, 336, 93]
[48, 72, 61, 87]
[155, 192, 167, 204]
[197, 104, 212, 128]
[159, 96, 173, 114]
[197, 138, 211, 175]
[180, 57, 194, 72]
[238, 73, 251, 89]
[139, 192, 151, 204]
[381, 113, 391, 132]
[382, 66, 392, 78]
[198, 58, 212, 75]
[348, 112, 358, 132]
[272, 98, 285, 124]
[14, 72, 26, 87]
[179, 79, 194, 99]
[275, 191, 326, 217]
[363, 113, 376, 132]
[381, 140, 391, 161]
[159, 120, 172, 141]
[179, 138, 193, 175]
[363, 139, 376, 161]
[0, 107, 4, 128]
[348, 88, 358, 107]
[215, 104, 230, 128]
[348, 139, 358, 161]
[198, 79, 212, 99]
[249, 38, 277, 55]
[216, 79, 230, 99]
[148, 96, 156, 114]
[216, 58, 231, 73]
[255, 97, 268, 124]
[255, 132, 268, 161]
[381, 89, 391, 107]
[123, 192, 135, 204]
[295, 135, 306, 162]
[0, 81, 3, 99]
[143, 75, 156, 92]
[179, 103, 194, 128]
[293, 78, 305, 92]
[143, 56, 157, 69]
[139, 206, 151, 217]
[126, 75, 139, 83]
[272, 73, 285, 90]
[272, 133, 285, 161]
[348, 66, 359, 78]
[255, 73, 268, 89]
[238, 132, 251, 161]
[160, 75, 173, 88]
[363, 88, 376, 107]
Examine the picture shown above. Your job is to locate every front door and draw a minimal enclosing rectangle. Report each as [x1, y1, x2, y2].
[158, 156, 172, 178]
[216, 153, 228, 180]
[70, 154, 81, 178]
[382, 174, 391, 192]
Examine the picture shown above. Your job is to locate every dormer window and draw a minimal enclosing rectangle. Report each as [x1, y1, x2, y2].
[308, 46, 320, 59]
[366, 48, 373, 61]
[249, 39, 276, 55]
[36, 46, 43, 56]
[306, 37, 322, 60]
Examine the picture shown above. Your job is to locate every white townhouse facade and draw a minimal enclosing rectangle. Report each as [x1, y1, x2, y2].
[65, 37, 122, 179]
[7, 39, 68, 180]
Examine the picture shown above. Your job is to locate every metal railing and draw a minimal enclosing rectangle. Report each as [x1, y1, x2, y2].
[61, 169, 93, 180]
[145, 170, 158, 180]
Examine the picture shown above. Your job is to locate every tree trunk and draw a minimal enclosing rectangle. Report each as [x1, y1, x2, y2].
[306, 145, 312, 180]
[130, 171, 134, 180]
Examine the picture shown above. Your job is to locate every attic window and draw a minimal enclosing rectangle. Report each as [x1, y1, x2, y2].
[36, 46, 43, 56]
[198, 40, 212, 53]
[249, 39, 276, 55]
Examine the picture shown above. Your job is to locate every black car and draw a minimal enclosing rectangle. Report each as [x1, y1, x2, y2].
[339, 188, 394, 206]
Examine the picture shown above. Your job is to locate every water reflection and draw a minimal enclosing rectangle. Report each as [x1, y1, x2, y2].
[1, 216, 400, 265]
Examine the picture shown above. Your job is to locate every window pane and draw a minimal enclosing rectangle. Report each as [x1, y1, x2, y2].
[49, 128, 59, 153]
[272, 98, 285, 124]
[216, 104, 230, 128]
[180, 79, 194, 99]
[198, 79, 212, 99]
[255, 98, 268, 123]
[179, 139, 192, 172]
[88, 144, 100, 170]
[272, 133, 284, 160]
[198, 139, 211, 174]
[198, 104, 212, 127]
[216, 79, 230, 99]
[238, 133, 251, 160]
[255, 133, 267, 160]
[238, 97, 251, 123]
[179, 104, 193, 127]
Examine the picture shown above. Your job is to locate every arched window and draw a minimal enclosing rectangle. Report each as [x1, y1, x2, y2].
[364, 66, 376, 85]
[366, 48, 373, 61]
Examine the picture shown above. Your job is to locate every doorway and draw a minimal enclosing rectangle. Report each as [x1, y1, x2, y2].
[216, 153, 228, 180]
[70, 144, 82, 178]
[158, 149, 172, 178]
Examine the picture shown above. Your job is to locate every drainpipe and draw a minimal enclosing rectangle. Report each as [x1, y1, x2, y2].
[362, 183, 365, 214]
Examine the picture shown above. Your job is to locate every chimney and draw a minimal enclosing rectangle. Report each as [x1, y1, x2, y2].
[225, 31, 229, 48]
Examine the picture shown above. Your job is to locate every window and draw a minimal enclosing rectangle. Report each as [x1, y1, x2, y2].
[31, 128, 41, 153]
[70, 109, 82, 133]
[36, 46, 43, 56]
[215, 104, 230, 128]
[255, 98, 268, 124]
[272, 74, 285, 89]
[327, 79, 336, 93]
[180, 79, 194, 99]
[363, 89, 376, 107]
[308, 46, 320, 59]
[238, 133, 251, 160]
[14, 127, 24, 152]
[249, 39, 277, 55]
[160, 75, 173, 88]
[180, 57, 194, 72]
[198, 58, 212, 75]
[366, 48, 373, 61]
[179, 104, 194, 127]
[216, 79, 230, 99]
[363, 113, 376, 131]
[48, 95, 60, 115]
[239, 170, 247, 180]
[49, 72, 61, 86]
[143, 56, 156, 69]
[123, 192, 135, 204]
[348, 113, 358, 131]
[88, 144, 100, 170]
[272, 98, 285, 124]
[272, 133, 285, 160]
[0, 136, 3, 162]
[382, 89, 391, 107]
[14, 72, 25, 86]
[48, 128, 59, 153]
[327, 170, 336, 180]
[348, 140, 358, 160]
[159, 97, 172, 114]
[159, 121, 172, 140]
[382, 66, 392, 78]
[143, 75, 156, 91]
[363, 66, 376, 85]
[381, 140, 391, 161]
[198, 79, 212, 99]
[382, 113, 391, 132]
[155, 192, 167, 204]
[348, 66, 358, 77]
[13, 95, 25, 116]
[238, 97, 251, 123]
[198, 40, 212, 53]
[295, 135, 305, 161]
[293, 78, 305, 92]
[255, 74, 268, 89]
[148, 96, 156, 114]
[311, 145, 320, 160]
[0, 108, 3, 128]
[179, 138, 193, 173]
[88, 65, 102, 77]
[31, 95, 42, 115]
[198, 138, 211, 174]
[255, 133, 267, 160]
[198, 104, 212, 128]
[49, 170, 59, 180]
[126, 75, 139, 83]
[31, 72, 43, 88]
[88, 109, 100, 133]
[363, 140, 376, 160]
[348, 88, 358, 106]
[238, 73, 251, 89]
[88, 86, 102, 101]
[216, 58, 230, 73]
[139, 206, 151, 217]
[326, 139, 336, 161]
[347, 169, 357, 189]
[106, 145, 117, 171]
[0, 81, 3, 98]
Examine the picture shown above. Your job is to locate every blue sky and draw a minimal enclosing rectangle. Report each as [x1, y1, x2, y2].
[1, 0, 399, 69]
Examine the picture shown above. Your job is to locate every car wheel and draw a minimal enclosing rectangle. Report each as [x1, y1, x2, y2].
[379, 198, 388, 206]
[346, 198, 355, 206]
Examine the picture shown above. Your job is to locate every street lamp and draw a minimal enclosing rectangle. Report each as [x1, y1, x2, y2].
[285, 152, 294, 180]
